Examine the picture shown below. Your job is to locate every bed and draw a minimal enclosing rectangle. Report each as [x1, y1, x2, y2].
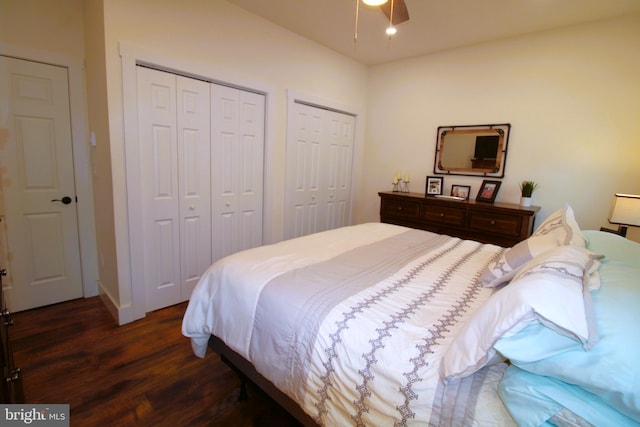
[182, 205, 640, 426]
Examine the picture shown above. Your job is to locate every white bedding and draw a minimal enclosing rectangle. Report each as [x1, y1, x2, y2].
[182, 223, 515, 426]
[183, 222, 409, 358]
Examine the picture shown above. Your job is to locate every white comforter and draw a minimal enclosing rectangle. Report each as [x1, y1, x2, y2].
[183, 223, 409, 359]
[182, 223, 515, 426]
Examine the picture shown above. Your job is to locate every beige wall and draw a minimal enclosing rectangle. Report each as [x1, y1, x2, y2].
[0, 0, 85, 58]
[361, 13, 640, 242]
[84, 0, 120, 308]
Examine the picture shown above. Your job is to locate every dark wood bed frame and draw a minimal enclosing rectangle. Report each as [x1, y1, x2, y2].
[209, 335, 319, 427]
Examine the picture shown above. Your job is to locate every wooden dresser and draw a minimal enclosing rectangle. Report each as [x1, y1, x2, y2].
[379, 191, 540, 247]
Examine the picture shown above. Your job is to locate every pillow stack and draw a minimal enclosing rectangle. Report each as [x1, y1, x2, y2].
[441, 205, 640, 425]
[480, 204, 587, 289]
[440, 204, 598, 382]
[496, 231, 640, 425]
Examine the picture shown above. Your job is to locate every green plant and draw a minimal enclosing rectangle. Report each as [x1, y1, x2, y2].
[519, 180, 539, 197]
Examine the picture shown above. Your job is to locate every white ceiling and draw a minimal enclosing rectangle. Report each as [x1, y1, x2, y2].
[228, 0, 640, 65]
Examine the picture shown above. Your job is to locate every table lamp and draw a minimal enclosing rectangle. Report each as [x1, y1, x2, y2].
[603, 193, 640, 237]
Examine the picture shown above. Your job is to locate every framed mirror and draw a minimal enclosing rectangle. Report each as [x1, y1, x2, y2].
[433, 123, 510, 178]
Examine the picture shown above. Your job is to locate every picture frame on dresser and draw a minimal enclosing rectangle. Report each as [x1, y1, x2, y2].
[451, 185, 471, 200]
[476, 180, 501, 203]
[426, 176, 444, 195]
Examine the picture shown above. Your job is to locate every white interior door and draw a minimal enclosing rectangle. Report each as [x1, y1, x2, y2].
[0, 56, 83, 312]
[211, 84, 264, 262]
[284, 102, 355, 239]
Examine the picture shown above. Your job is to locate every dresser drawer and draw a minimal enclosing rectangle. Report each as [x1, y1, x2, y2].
[468, 211, 522, 237]
[381, 198, 421, 220]
[422, 204, 466, 227]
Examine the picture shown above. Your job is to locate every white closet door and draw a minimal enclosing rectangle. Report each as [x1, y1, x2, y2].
[285, 103, 323, 238]
[137, 67, 180, 312]
[325, 110, 355, 230]
[284, 102, 355, 239]
[137, 67, 211, 311]
[176, 76, 211, 301]
[211, 85, 265, 262]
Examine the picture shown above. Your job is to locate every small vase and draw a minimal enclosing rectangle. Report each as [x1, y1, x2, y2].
[520, 196, 532, 207]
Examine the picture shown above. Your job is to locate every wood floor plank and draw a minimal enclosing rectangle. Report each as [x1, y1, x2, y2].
[10, 296, 302, 426]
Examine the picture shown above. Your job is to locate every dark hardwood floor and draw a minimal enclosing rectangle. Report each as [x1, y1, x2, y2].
[10, 296, 302, 427]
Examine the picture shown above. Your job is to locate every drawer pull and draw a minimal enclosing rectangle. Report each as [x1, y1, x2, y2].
[490, 220, 496, 225]
[439, 212, 445, 217]
[397, 207, 403, 211]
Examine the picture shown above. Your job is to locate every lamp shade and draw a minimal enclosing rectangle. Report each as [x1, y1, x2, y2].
[608, 193, 640, 226]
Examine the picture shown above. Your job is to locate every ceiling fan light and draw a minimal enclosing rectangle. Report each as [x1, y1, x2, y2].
[363, 0, 388, 6]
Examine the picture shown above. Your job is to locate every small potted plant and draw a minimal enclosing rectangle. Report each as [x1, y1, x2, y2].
[519, 180, 539, 207]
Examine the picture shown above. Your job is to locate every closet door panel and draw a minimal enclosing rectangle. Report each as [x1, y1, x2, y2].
[177, 76, 211, 300]
[137, 67, 181, 312]
[211, 85, 240, 260]
[211, 85, 264, 262]
[237, 91, 264, 251]
[326, 110, 354, 230]
[285, 104, 323, 239]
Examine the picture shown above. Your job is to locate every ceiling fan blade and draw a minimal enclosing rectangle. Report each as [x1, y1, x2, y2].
[380, 0, 409, 25]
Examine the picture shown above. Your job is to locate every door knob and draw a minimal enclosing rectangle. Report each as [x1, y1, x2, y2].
[51, 196, 73, 205]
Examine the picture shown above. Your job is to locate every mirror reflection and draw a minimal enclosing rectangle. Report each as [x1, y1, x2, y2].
[434, 124, 510, 178]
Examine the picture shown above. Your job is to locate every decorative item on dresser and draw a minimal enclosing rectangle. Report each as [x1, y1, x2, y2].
[519, 180, 540, 207]
[0, 268, 24, 403]
[425, 176, 444, 195]
[451, 185, 471, 200]
[476, 180, 502, 203]
[379, 191, 540, 247]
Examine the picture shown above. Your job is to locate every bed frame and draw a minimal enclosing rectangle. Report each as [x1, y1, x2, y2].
[209, 335, 319, 426]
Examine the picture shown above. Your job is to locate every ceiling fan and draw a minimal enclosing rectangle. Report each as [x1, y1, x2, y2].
[354, 0, 410, 42]
[364, 0, 410, 26]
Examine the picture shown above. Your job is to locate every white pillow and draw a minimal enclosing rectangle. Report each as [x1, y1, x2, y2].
[480, 204, 586, 288]
[480, 233, 558, 288]
[533, 204, 586, 247]
[440, 245, 599, 383]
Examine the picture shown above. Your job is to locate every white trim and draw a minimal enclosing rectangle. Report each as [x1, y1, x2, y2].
[0, 43, 99, 300]
[119, 42, 275, 322]
[288, 90, 358, 117]
[119, 51, 143, 323]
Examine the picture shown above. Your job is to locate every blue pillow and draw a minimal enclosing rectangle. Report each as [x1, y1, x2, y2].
[494, 230, 640, 423]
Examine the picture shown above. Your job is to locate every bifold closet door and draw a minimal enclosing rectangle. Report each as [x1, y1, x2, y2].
[211, 85, 265, 263]
[325, 109, 355, 230]
[137, 67, 211, 312]
[284, 102, 355, 239]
